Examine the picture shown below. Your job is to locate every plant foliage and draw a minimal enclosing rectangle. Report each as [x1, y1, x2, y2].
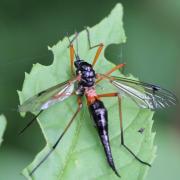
[0, 114, 6, 147]
[18, 4, 156, 180]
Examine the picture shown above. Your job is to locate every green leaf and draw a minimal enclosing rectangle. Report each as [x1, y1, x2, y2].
[0, 114, 7, 146]
[18, 3, 156, 180]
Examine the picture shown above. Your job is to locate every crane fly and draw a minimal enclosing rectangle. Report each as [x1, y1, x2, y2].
[18, 28, 178, 177]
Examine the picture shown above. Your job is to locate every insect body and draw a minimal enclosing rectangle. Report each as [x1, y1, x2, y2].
[75, 58, 120, 176]
[89, 99, 119, 176]
[19, 28, 177, 177]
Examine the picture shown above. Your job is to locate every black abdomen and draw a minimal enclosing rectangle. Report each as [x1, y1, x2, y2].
[89, 100, 120, 177]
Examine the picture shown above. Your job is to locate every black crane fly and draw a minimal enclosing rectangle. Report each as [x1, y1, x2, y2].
[18, 28, 178, 177]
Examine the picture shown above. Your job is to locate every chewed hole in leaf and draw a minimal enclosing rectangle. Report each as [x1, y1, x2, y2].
[105, 43, 125, 64]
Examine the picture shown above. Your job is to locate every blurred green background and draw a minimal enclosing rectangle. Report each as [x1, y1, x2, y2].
[0, 0, 179, 179]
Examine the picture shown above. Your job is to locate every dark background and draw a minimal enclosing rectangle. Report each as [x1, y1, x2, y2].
[0, 0, 180, 179]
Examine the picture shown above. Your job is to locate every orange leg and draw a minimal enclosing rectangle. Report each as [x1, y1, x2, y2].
[85, 27, 104, 67]
[96, 63, 125, 83]
[92, 44, 104, 67]
[67, 33, 79, 76]
[69, 44, 75, 76]
[103, 63, 125, 77]
[98, 92, 151, 167]
[98, 92, 118, 98]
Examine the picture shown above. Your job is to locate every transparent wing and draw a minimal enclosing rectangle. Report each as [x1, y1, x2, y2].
[109, 76, 177, 109]
[18, 79, 77, 112]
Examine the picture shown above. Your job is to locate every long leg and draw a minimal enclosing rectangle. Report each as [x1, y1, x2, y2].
[96, 63, 125, 84]
[117, 95, 151, 167]
[18, 110, 43, 135]
[67, 34, 78, 76]
[98, 93, 151, 167]
[29, 97, 83, 176]
[85, 27, 104, 67]
[69, 44, 75, 76]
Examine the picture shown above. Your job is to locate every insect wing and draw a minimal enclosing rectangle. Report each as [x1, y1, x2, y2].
[18, 79, 76, 112]
[110, 76, 177, 109]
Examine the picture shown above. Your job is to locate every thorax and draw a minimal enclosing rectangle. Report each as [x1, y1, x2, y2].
[75, 60, 96, 96]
